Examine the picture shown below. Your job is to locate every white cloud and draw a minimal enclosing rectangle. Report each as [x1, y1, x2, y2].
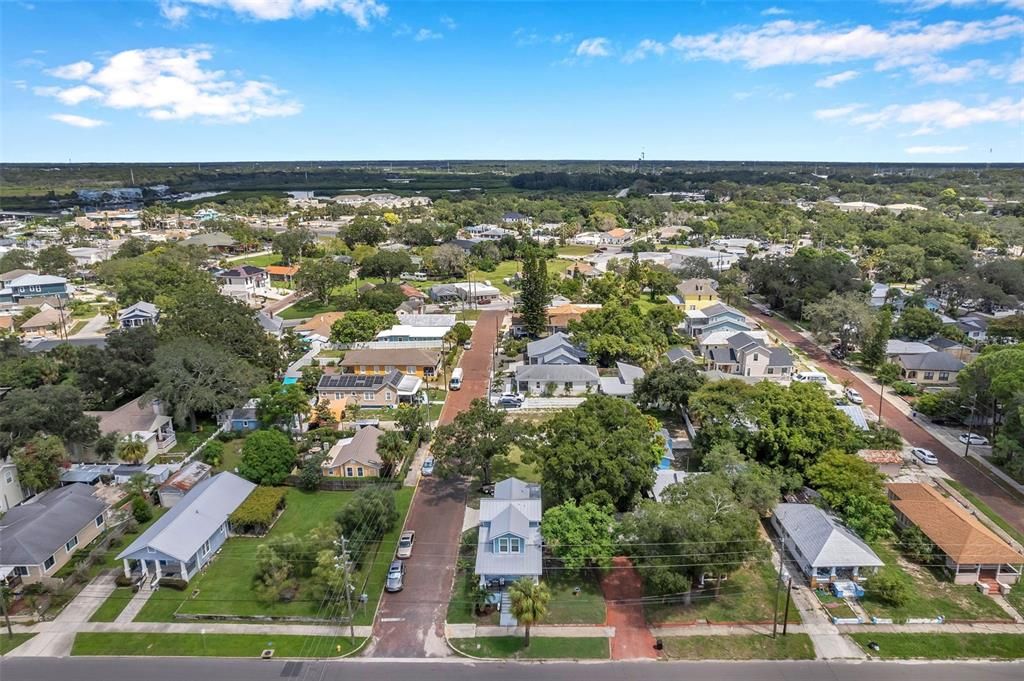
[414, 28, 441, 41]
[999, 57, 1024, 84]
[12, 80, 28, 90]
[49, 113, 106, 128]
[514, 29, 572, 47]
[845, 98, 1024, 133]
[905, 145, 968, 154]
[576, 37, 612, 58]
[669, 16, 1024, 70]
[623, 39, 666, 63]
[898, 0, 1024, 10]
[762, 6, 790, 14]
[163, 0, 388, 27]
[160, 0, 190, 24]
[38, 48, 302, 123]
[909, 59, 987, 84]
[815, 70, 860, 88]
[47, 60, 94, 80]
[814, 104, 864, 119]
[440, 15, 456, 30]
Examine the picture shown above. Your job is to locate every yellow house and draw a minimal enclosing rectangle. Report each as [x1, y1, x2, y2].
[675, 278, 720, 311]
[339, 347, 442, 380]
[322, 426, 383, 478]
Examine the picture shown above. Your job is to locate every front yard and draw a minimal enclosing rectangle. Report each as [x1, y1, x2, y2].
[0, 633, 35, 656]
[659, 634, 815, 660]
[449, 636, 609, 660]
[645, 561, 800, 625]
[859, 542, 1012, 623]
[71, 632, 363, 658]
[850, 633, 1024, 660]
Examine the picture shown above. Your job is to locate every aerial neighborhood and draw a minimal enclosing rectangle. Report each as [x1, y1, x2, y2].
[1, 160, 1023, 670]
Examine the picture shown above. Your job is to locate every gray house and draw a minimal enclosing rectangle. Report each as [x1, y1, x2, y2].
[525, 333, 588, 365]
[599, 362, 646, 396]
[771, 503, 883, 587]
[515, 363, 599, 396]
[117, 301, 159, 329]
[475, 478, 542, 590]
[118, 472, 255, 584]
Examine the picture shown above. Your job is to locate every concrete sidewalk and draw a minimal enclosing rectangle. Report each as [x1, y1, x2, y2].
[447, 624, 614, 638]
[7, 574, 117, 657]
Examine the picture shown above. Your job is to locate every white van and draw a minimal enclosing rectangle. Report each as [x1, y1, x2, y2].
[793, 371, 828, 384]
[449, 367, 464, 391]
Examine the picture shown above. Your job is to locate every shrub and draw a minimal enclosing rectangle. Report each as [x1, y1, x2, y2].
[298, 459, 322, 492]
[158, 577, 188, 591]
[237, 430, 296, 485]
[217, 430, 240, 442]
[868, 570, 912, 607]
[114, 574, 136, 587]
[131, 495, 153, 523]
[891, 381, 920, 396]
[335, 486, 399, 566]
[228, 487, 287, 535]
[202, 440, 225, 466]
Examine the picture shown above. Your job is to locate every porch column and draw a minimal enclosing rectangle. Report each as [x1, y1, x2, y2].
[155, 561, 163, 580]
[140, 559, 150, 580]
[180, 560, 189, 581]
[852, 566, 860, 578]
[122, 559, 131, 579]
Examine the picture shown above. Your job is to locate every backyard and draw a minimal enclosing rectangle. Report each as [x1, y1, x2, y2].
[645, 560, 800, 625]
[859, 542, 1012, 623]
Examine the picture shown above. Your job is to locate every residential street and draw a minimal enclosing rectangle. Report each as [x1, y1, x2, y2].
[366, 309, 505, 658]
[3, 658, 1019, 681]
[747, 307, 1024, 534]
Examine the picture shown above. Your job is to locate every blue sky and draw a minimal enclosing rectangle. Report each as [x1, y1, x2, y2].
[2, 1, 1022, 162]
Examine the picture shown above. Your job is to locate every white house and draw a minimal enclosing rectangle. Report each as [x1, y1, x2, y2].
[475, 478, 542, 589]
[772, 503, 884, 587]
[117, 301, 159, 329]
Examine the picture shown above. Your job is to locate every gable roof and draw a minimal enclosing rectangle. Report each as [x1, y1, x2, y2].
[118, 473, 255, 562]
[676, 278, 718, 296]
[896, 351, 965, 372]
[836, 404, 869, 431]
[295, 312, 345, 338]
[494, 477, 541, 500]
[700, 303, 745, 319]
[118, 301, 158, 320]
[515, 364, 600, 382]
[266, 265, 300, 276]
[887, 483, 1024, 565]
[325, 425, 384, 469]
[318, 369, 405, 391]
[886, 340, 934, 355]
[526, 332, 586, 359]
[340, 347, 441, 368]
[0, 484, 109, 566]
[774, 503, 884, 568]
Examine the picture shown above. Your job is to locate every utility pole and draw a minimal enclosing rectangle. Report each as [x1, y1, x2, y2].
[772, 542, 785, 639]
[335, 536, 355, 644]
[1, 586, 13, 637]
[782, 578, 793, 635]
[962, 393, 979, 458]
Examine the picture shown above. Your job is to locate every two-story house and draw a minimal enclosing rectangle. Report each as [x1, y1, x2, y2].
[0, 274, 70, 304]
[475, 478, 542, 589]
[524, 333, 588, 365]
[316, 370, 421, 408]
[673, 278, 720, 312]
[84, 398, 177, 463]
[215, 265, 268, 293]
[705, 332, 794, 379]
[683, 303, 750, 338]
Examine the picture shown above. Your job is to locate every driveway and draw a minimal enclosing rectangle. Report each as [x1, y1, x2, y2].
[748, 307, 1024, 534]
[601, 557, 656, 660]
[367, 309, 505, 658]
[70, 314, 108, 338]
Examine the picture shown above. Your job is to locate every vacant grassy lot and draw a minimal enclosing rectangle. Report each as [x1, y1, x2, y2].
[234, 254, 284, 268]
[0, 634, 35, 656]
[645, 561, 800, 625]
[544, 574, 606, 624]
[71, 632, 362, 658]
[850, 633, 1024, 659]
[660, 634, 815, 660]
[860, 542, 1011, 623]
[449, 636, 609, 660]
[556, 245, 597, 257]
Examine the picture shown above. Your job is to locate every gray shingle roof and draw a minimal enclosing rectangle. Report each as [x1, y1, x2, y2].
[118, 472, 255, 563]
[897, 351, 965, 372]
[515, 364, 599, 382]
[774, 503, 883, 569]
[0, 484, 109, 566]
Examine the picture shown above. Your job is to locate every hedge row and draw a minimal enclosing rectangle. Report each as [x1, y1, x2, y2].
[228, 487, 287, 536]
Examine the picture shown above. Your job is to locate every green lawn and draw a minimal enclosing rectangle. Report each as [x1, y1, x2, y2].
[543, 574, 606, 624]
[660, 634, 815, 660]
[214, 436, 246, 474]
[860, 542, 1012, 623]
[491, 445, 541, 484]
[71, 632, 363, 658]
[556, 245, 597, 257]
[352, 486, 414, 625]
[646, 560, 800, 625]
[234, 254, 284, 267]
[850, 633, 1024, 660]
[446, 570, 499, 625]
[89, 587, 135, 622]
[943, 479, 1024, 547]
[815, 591, 857, 620]
[169, 422, 218, 453]
[0, 633, 35, 656]
[1007, 583, 1024, 616]
[449, 636, 609, 660]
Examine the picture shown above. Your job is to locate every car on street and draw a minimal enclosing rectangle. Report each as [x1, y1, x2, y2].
[463, 340, 472, 350]
[844, 387, 863, 404]
[959, 433, 989, 446]
[385, 560, 405, 592]
[396, 530, 415, 559]
[498, 393, 523, 408]
[830, 345, 847, 360]
[421, 458, 435, 476]
[911, 447, 939, 465]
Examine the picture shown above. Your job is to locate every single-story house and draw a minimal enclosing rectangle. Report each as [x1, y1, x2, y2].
[888, 483, 1024, 586]
[376, 325, 449, 344]
[599, 362, 645, 397]
[885, 340, 934, 356]
[525, 332, 588, 365]
[666, 346, 696, 364]
[294, 311, 345, 344]
[956, 316, 989, 343]
[84, 398, 177, 463]
[321, 425, 384, 478]
[836, 404, 869, 431]
[257, 311, 285, 337]
[117, 301, 159, 329]
[475, 478, 542, 589]
[772, 503, 884, 587]
[339, 347, 442, 379]
[0, 484, 109, 586]
[895, 351, 965, 387]
[117, 472, 255, 584]
[158, 461, 213, 508]
[266, 265, 300, 282]
[219, 405, 260, 432]
[181, 231, 238, 252]
[515, 363, 600, 396]
[856, 450, 904, 477]
[18, 307, 70, 338]
[317, 370, 419, 408]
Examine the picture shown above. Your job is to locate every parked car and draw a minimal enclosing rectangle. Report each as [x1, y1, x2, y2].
[830, 345, 847, 360]
[385, 560, 405, 592]
[912, 447, 939, 465]
[396, 530, 415, 559]
[844, 387, 863, 404]
[463, 340, 472, 350]
[958, 433, 989, 446]
[421, 458, 435, 476]
[498, 393, 523, 408]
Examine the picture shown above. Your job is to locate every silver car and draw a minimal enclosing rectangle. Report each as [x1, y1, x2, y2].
[911, 447, 938, 465]
[844, 387, 863, 404]
[396, 530, 415, 559]
[385, 560, 405, 592]
[959, 433, 989, 446]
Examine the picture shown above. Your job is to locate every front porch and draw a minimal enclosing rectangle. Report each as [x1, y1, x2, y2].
[122, 555, 199, 585]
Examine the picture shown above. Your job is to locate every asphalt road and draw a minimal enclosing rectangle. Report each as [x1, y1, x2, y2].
[748, 307, 1024, 534]
[4, 658, 1020, 681]
[366, 309, 505, 658]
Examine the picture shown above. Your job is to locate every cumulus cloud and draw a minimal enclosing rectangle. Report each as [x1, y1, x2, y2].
[47, 60, 94, 79]
[821, 98, 1024, 134]
[815, 70, 860, 88]
[905, 145, 968, 154]
[909, 59, 987, 84]
[414, 28, 441, 41]
[159, 0, 190, 24]
[37, 47, 302, 123]
[160, 0, 388, 27]
[622, 39, 666, 63]
[576, 37, 612, 58]
[814, 104, 864, 119]
[49, 113, 106, 128]
[668, 15, 1024, 70]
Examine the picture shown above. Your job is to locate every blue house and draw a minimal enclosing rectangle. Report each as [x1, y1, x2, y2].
[117, 472, 255, 583]
[475, 478, 542, 590]
[0, 274, 69, 304]
[683, 303, 750, 337]
[221, 406, 260, 432]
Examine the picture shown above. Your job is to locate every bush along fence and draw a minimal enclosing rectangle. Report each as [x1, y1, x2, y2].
[229, 487, 288, 536]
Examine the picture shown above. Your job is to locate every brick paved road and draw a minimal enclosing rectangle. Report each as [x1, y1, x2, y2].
[368, 309, 505, 657]
[748, 307, 1024, 534]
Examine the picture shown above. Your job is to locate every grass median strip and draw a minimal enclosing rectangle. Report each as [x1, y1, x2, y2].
[659, 634, 815, 660]
[0, 633, 36, 656]
[89, 588, 135, 623]
[449, 636, 609, 659]
[71, 633, 363, 658]
[850, 633, 1024, 660]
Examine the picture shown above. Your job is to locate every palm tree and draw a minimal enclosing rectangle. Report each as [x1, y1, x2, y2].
[377, 430, 407, 477]
[116, 436, 148, 464]
[507, 578, 550, 647]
